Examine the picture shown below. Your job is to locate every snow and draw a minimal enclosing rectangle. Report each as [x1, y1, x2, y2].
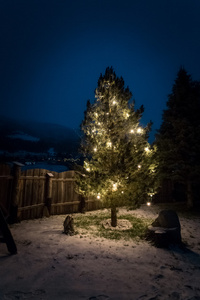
[1, 205, 200, 300]
[8, 131, 40, 142]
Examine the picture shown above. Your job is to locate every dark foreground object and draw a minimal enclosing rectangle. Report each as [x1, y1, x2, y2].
[63, 215, 75, 235]
[0, 208, 17, 254]
[147, 210, 182, 248]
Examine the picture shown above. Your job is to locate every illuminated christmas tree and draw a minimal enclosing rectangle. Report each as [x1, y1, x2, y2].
[77, 67, 156, 226]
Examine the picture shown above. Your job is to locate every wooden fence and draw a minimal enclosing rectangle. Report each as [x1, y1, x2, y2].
[0, 163, 101, 221]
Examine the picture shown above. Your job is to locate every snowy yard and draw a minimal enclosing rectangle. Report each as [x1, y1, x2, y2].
[1, 205, 200, 300]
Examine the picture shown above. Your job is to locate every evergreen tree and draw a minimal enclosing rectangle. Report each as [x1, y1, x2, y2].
[77, 67, 156, 226]
[156, 67, 200, 208]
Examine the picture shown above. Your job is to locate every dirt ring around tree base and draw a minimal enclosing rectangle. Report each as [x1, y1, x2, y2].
[101, 219, 132, 231]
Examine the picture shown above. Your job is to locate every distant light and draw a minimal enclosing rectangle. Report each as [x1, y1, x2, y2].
[147, 201, 151, 206]
[145, 147, 150, 152]
[86, 167, 90, 172]
[138, 165, 141, 169]
[113, 100, 117, 105]
[130, 129, 134, 133]
[121, 191, 124, 194]
[97, 194, 100, 199]
[94, 147, 97, 152]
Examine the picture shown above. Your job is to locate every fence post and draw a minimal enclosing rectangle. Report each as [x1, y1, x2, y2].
[10, 162, 23, 223]
[43, 172, 54, 217]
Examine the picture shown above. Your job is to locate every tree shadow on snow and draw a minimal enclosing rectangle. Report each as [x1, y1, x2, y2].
[168, 243, 200, 267]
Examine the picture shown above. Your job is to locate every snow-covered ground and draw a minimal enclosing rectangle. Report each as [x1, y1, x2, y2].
[1, 205, 200, 300]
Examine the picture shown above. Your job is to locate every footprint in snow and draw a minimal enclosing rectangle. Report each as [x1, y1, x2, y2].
[89, 295, 110, 300]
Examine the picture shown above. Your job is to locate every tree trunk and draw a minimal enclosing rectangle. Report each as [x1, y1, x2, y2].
[111, 206, 117, 227]
[186, 179, 193, 209]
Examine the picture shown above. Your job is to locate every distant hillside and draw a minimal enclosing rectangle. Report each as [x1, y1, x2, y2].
[0, 116, 80, 157]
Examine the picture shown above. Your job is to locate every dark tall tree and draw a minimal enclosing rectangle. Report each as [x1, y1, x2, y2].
[77, 67, 157, 226]
[156, 67, 200, 208]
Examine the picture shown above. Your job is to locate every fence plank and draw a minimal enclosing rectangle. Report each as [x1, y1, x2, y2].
[0, 164, 11, 176]
[1, 165, 103, 220]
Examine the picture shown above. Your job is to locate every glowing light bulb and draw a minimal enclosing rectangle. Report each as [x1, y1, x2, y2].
[130, 129, 134, 133]
[147, 202, 151, 206]
[137, 127, 143, 134]
[145, 147, 150, 152]
[94, 147, 97, 152]
[86, 167, 90, 172]
[112, 183, 117, 191]
[97, 194, 100, 199]
[138, 165, 141, 169]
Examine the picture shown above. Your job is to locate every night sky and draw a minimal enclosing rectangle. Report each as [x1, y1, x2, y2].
[1, 0, 200, 140]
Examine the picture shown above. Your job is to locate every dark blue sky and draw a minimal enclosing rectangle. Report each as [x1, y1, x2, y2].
[1, 0, 200, 139]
